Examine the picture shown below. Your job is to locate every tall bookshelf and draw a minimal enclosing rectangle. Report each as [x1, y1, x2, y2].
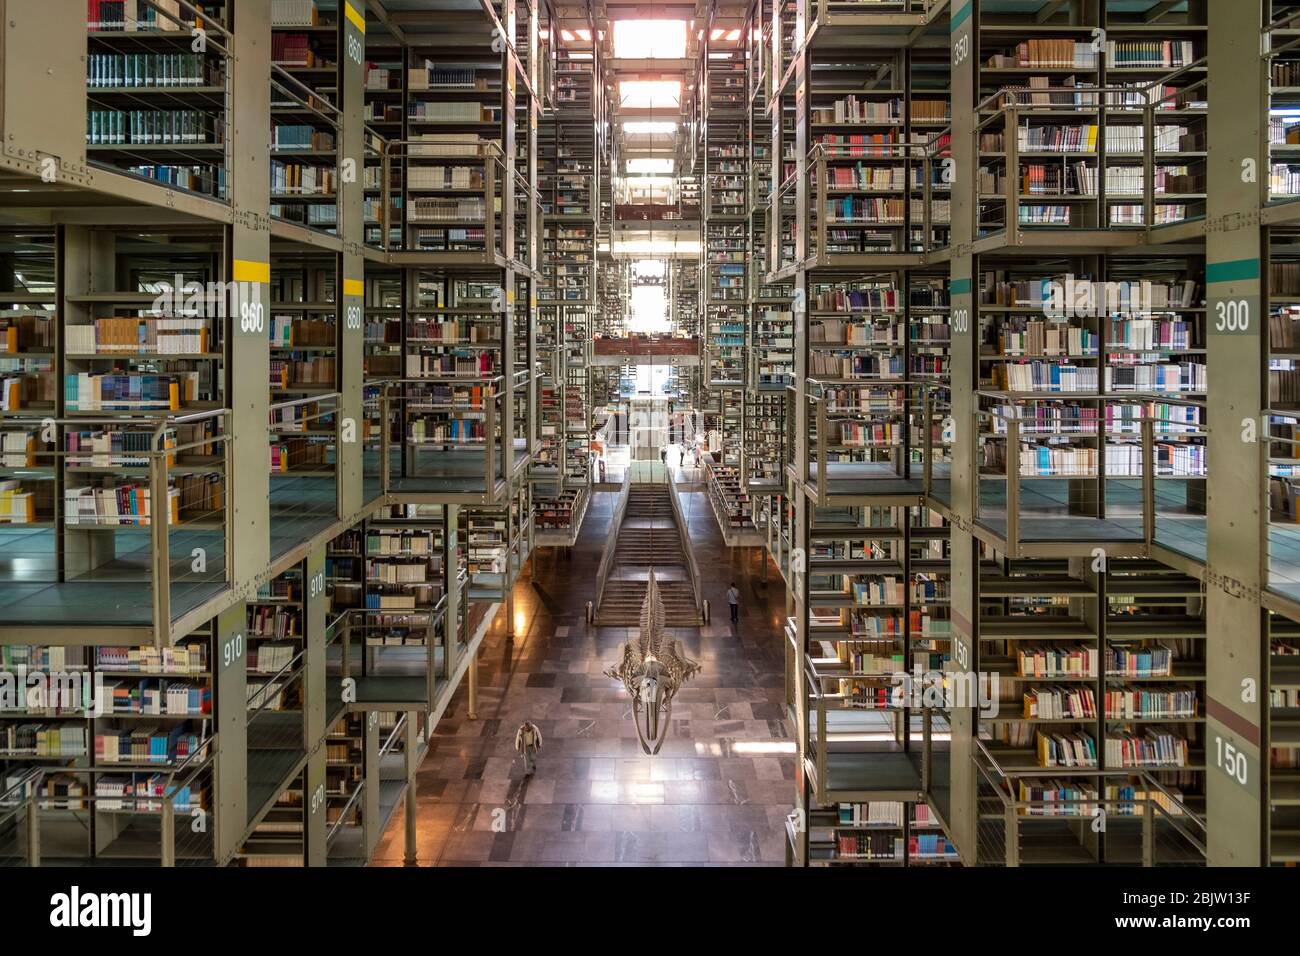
[271, 1, 342, 234]
[86, 2, 232, 201]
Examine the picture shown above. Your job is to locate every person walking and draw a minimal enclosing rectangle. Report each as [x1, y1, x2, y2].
[727, 582, 740, 623]
[660, 446, 668, 467]
[678, 447, 685, 468]
[515, 720, 543, 775]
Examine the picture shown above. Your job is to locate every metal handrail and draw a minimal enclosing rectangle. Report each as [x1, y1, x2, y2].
[592, 471, 632, 611]
[376, 137, 507, 254]
[667, 468, 705, 617]
[973, 60, 1209, 239]
[2, 409, 233, 635]
[326, 779, 366, 843]
[973, 737, 1207, 865]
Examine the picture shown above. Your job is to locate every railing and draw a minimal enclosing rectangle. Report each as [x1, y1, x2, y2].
[0, 735, 219, 866]
[0, 408, 232, 638]
[667, 469, 706, 619]
[796, 378, 951, 503]
[0, 768, 44, 865]
[331, 572, 465, 707]
[592, 471, 632, 612]
[973, 739, 1207, 866]
[805, 140, 952, 262]
[269, 393, 341, 559]
[371, 139, 509, 256]
[1266, 12, 1300, 208]
[375, 377, 512, 500]
[973, 63, 1208, 241]
[974, 397, 1206, 557]
[1264, 412, 1300, 598]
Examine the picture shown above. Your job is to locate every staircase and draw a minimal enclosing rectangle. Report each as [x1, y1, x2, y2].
[596, 484, 702, 626]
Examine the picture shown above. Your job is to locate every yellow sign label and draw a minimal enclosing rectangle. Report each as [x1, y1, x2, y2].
[232, 259, 270, 284]
[344, 2, 366, 33]
[343, 278, 364, 298]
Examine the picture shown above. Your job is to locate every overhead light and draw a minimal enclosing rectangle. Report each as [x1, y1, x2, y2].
[569, 52, 593, 59]
[539, 28, 549, 39]
[726, 29, 741, 41]
[710, 28, 725, 40]
[560, 28, 575, 41]
[575, 28, 591, 41]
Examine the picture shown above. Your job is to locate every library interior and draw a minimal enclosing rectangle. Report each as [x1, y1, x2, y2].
[0, 0, 1295, 873]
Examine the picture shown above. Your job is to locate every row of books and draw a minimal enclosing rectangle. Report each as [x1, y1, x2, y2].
[981, 274, 1200, 310]
[87, 109, 218, 146]
[985, 40, 1098, 70]
[270, 315, 333, 348]
[95, 644, 207, 674]
[64, 317, 210, 356]
[409, 166, 484, 190]
[87, 52, 213, 88]
[1, 723, 87, 757]
[0, 313, 53, 352]
[408, 102, 500, 123]
[248, 605, 300, 639]
[272, 124, 335, 151]
[103, 680, 211, 716]
[993, 323, 1097, 357]
[269, 356, 335, 388]
[403, 352, 495, 378]
[96, 774, 202, 811]
[88, 0, 202, 32]
[268, 438, 328, 473]
[811, 97, 903, 125]
[270, 161, 336, 196]
[825, 197, 904, 223]
[95, 725, 203, 763]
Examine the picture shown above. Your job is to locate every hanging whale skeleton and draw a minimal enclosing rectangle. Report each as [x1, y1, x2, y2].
[604, 569, 701, 755]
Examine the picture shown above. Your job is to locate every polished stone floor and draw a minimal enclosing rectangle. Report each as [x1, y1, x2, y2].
[373, 484, 796, 866]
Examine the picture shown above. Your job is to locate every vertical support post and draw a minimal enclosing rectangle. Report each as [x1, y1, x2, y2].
[26, 794, 40, 867]
[149, 452, 171, 640]
[228, 0, 272, 592]
[1006, 418, 1020, 558]
[1204, 0, 1267, 865]
[380, 391, 391, 491]
[338, 0, 366, 516]
[1142, 800, 1154, 867]
[212, 604, 248, 863]
[362, 711, 380, 858]
[1141, 416, 1155, 544]
[946, 0, 980, 866]
[403, 710, 419, 866]
[161, 799, 175, 867]
[443, 504, 461, 692]
[467, 646, 479, 720]
[303, 544, 328, 866]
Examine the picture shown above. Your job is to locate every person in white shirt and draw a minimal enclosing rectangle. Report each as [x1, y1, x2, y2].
[727, 583, 740, 623]
[515, 720, 543, 775]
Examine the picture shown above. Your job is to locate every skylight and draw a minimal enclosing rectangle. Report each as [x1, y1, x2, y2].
[613, 19, 686, 58]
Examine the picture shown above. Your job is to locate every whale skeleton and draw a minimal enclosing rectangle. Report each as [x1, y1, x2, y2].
[603, 569, 701, 755]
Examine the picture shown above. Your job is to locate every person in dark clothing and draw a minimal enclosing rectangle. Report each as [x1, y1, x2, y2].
[727, 582, 740, 623]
